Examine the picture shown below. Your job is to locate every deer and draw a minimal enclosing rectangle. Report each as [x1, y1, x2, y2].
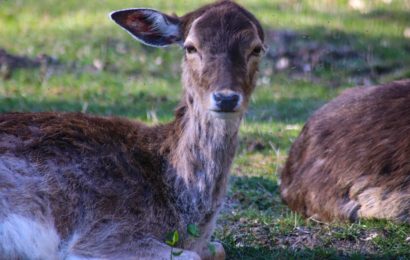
[280, 79, 410, 223]
[0, 1, 265, 259]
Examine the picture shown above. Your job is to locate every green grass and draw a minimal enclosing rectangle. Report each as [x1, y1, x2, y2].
[1, 0, 410, 259]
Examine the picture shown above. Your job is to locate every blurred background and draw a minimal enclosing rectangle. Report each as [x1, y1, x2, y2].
[1, 0, 410, 259]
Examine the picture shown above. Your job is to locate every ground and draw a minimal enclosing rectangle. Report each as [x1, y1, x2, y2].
[1, 0, 410, 259]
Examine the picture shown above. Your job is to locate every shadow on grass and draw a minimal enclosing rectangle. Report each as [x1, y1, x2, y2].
[264, 25, 410, 88]
[238, 126, 298, 153]
[228, 176, 280, 211]
[364, 9, 410, 24]
[0, 95, 179, 122]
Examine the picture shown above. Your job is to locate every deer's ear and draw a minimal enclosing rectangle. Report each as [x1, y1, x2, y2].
[110, 9, 182, 47]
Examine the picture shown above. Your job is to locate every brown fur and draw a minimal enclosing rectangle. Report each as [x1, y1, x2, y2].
[0, 1, 264, 259]
[281, 79, 410, 223]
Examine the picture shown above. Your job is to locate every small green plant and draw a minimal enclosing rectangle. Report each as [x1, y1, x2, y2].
[165, 224, 201, 260]
[187, 223, 200, 238]
[165, 230, 183, 259]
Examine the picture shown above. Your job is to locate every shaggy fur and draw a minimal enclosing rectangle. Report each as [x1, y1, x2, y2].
[281, 79, 410, 223]
[0, 1, 264, 259]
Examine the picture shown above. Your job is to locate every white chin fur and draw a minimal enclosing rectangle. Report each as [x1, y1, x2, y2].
[209, 111, 241, 120]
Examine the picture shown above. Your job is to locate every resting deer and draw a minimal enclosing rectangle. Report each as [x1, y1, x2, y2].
[0, 1, 265, 259]
[281, 79, 410, 223]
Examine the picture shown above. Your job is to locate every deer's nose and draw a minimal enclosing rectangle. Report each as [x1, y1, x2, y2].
[212, 92, 241, 112]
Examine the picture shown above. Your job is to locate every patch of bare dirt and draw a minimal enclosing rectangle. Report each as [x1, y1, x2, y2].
[218, 196, 381, 256]
[0, 48, 58, 80]
[273, 225, 380, 255]
[0, 48, 119, 81]
[241, 138, 267, 152]
[265, 29, 404, 87]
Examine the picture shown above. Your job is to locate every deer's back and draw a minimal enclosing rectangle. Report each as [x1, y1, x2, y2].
[0, 112, 176, 239]
[281, 79, 410, 222]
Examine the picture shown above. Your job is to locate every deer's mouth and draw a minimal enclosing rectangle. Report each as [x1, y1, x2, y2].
[209, 110, 241, 120]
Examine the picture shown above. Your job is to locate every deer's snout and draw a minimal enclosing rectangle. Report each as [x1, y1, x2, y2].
[211, 91, 242, 113]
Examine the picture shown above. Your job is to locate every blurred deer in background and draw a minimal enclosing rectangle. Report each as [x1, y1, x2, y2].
[0, 1, 265, 259]
[281, 79, 410, 223]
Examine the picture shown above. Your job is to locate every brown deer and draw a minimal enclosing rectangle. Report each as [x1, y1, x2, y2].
[0, 1, 265, 259]
[281, 79, 410, 223]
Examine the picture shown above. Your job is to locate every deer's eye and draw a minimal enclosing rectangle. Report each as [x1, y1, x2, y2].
[251, 46, 263, 56]
[184, 45, 197, 54]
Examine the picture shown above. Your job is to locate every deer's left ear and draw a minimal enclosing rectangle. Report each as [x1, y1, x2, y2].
[110, 8, 182, 47]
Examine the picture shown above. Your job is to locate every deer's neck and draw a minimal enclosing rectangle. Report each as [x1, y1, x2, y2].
[166, 97, 241, 198]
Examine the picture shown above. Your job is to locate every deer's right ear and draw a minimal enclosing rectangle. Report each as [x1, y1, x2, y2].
[110, 9, 182, 47]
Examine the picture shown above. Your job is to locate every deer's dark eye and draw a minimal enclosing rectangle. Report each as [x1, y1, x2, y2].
[251, 46, 263, 56]
[184, 45, 197, 54]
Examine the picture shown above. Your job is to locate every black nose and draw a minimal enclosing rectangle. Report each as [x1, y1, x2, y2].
[213, 92, 240, 112]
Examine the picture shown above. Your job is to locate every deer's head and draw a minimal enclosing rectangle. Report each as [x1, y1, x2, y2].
[111, 1, 265, 120]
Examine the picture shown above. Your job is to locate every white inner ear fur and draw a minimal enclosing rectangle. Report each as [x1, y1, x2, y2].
[110, 8, 181, 47]
[142, 10, 180, 38]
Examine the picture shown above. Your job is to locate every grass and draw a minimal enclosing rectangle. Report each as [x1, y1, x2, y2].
[1, 0, 410, 259]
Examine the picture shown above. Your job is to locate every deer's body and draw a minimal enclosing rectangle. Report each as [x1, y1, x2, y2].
[0, 111, 234, 259]
[0, 1, 265, 259]
[281, 79, 410, 223]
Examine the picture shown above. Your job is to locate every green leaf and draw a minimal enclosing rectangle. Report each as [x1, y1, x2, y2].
[172, 250, 184, 256]
[187, 224, 200, 238]
[208, 243, 216, 256]
[165, 230, 179, 246]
